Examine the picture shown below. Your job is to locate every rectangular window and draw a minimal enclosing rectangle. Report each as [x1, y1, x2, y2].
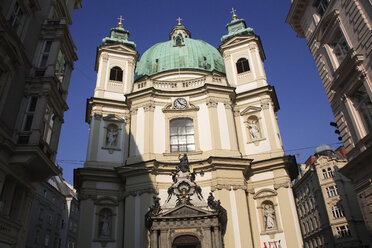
[55, 50, 66, 82]
[336, 225, 351, 238]
[322, 169, 328, 179]
[39, 208, 44, 220]
[10, 2, 24, 33]
[317, 0, 330, 17]
[39, 41, 52, 68]
[43, 105, 55, 145]
[170, 118, 195, 153]
[22, 96, 38, 132]
[330, 30, 350, 65]
[326, 185, 338, 197]
[332, 204, 345, 218]
[350, 84, 372, 133]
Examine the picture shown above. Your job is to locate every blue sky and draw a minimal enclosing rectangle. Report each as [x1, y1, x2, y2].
[56, 0, 341, 184]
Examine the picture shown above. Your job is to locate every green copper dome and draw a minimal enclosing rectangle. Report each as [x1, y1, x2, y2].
[135, 35, 225, 80]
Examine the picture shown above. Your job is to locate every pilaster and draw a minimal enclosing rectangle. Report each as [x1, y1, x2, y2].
[129, 108, 138, 158]
[206, 99, 221, 150]
[224, 103, 239, 151]
[143, 103, 155, 160]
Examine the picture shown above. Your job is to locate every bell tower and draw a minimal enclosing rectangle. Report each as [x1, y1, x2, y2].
[85, 18, 138, 166]
[219, 10, 267, 94]
[94, 17, 138, 101]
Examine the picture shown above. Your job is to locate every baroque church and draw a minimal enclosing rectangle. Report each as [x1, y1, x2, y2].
[74, 11, 303, 248]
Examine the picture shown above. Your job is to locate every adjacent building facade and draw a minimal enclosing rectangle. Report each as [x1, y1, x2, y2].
[293, 145, 370, 248]
[75, 14, 303, 248]
[25, 174, 79, 248]
[286, 0, 372, 235]
[0, 0, 81, 247]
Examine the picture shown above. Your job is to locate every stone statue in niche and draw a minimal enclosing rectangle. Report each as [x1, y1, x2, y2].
[263, 204, 276, 230]
[248, 121, 260, 140]
[99, 211, 111, 238]
[106, 127, 118, 147]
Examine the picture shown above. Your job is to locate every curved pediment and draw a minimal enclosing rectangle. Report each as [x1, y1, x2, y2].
[94, 196, 118, 206]
[253, 188, 277, 199]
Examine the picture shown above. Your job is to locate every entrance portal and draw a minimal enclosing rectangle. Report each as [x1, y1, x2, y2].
[172, 235, 201, 248]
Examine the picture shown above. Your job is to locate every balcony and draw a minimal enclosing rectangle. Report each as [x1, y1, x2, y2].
[133, 75, 226, 92]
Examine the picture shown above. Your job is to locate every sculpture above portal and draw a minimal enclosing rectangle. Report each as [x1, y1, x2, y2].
[163, 154, 206, 208]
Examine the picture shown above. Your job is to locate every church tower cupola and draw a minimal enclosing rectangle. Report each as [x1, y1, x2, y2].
[169, 17, 191, 40]
[221, 9, 254, 43]
[102, 16, 136, 49]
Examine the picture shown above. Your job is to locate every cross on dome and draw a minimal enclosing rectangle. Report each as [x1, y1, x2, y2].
[117, 15, 124, 28]
[177, 17, 182, 26]
[231, 8, 237, 20]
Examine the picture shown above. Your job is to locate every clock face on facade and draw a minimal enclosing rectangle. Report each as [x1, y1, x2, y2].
[174, 98, 187, 109]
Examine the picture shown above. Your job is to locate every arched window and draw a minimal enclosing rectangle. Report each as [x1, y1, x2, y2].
[327, 168, 334, 178]
[170, 118, 195, 153]
[236, 58, 250, 74]
[109, 66, 123, 81]
[322, 169, 328, 179]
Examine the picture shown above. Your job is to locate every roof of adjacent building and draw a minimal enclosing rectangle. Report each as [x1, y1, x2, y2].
[314, 144, 332, 154]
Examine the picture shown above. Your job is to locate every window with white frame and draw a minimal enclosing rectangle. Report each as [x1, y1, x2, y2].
[43, 105, 54, 145]
[170, 118, 195, 153]
[322, 169, 328, 179]
[39, 41, 52, 68]
[330, 29, 350, 65]
[9, 2, 24, 33]
[332, 204, 345, 218]
[327, 167, 334, 178]
[326, 185, 338, 197]
[336, 225, 351, 238]
[55, 50, 66, 83]
[350, 84, 372, 133]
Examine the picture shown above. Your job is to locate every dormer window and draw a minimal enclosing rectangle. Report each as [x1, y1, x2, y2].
[236, 58, 250, 74]
[109, 66, 123, 81]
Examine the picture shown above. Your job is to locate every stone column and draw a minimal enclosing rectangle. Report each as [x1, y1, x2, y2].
[159, 230, 168, 248]
[150, 230, 158, 248]
[202, 227, 212, 248]
[213, 226, 223, 248]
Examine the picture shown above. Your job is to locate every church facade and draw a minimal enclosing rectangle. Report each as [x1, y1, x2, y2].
[75, 13, 303, 248]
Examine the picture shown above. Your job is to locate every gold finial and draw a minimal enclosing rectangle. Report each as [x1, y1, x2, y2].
[177, 17, 182, 26]
[231, 8, 237, 20]
[117, 15, 124, 28]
